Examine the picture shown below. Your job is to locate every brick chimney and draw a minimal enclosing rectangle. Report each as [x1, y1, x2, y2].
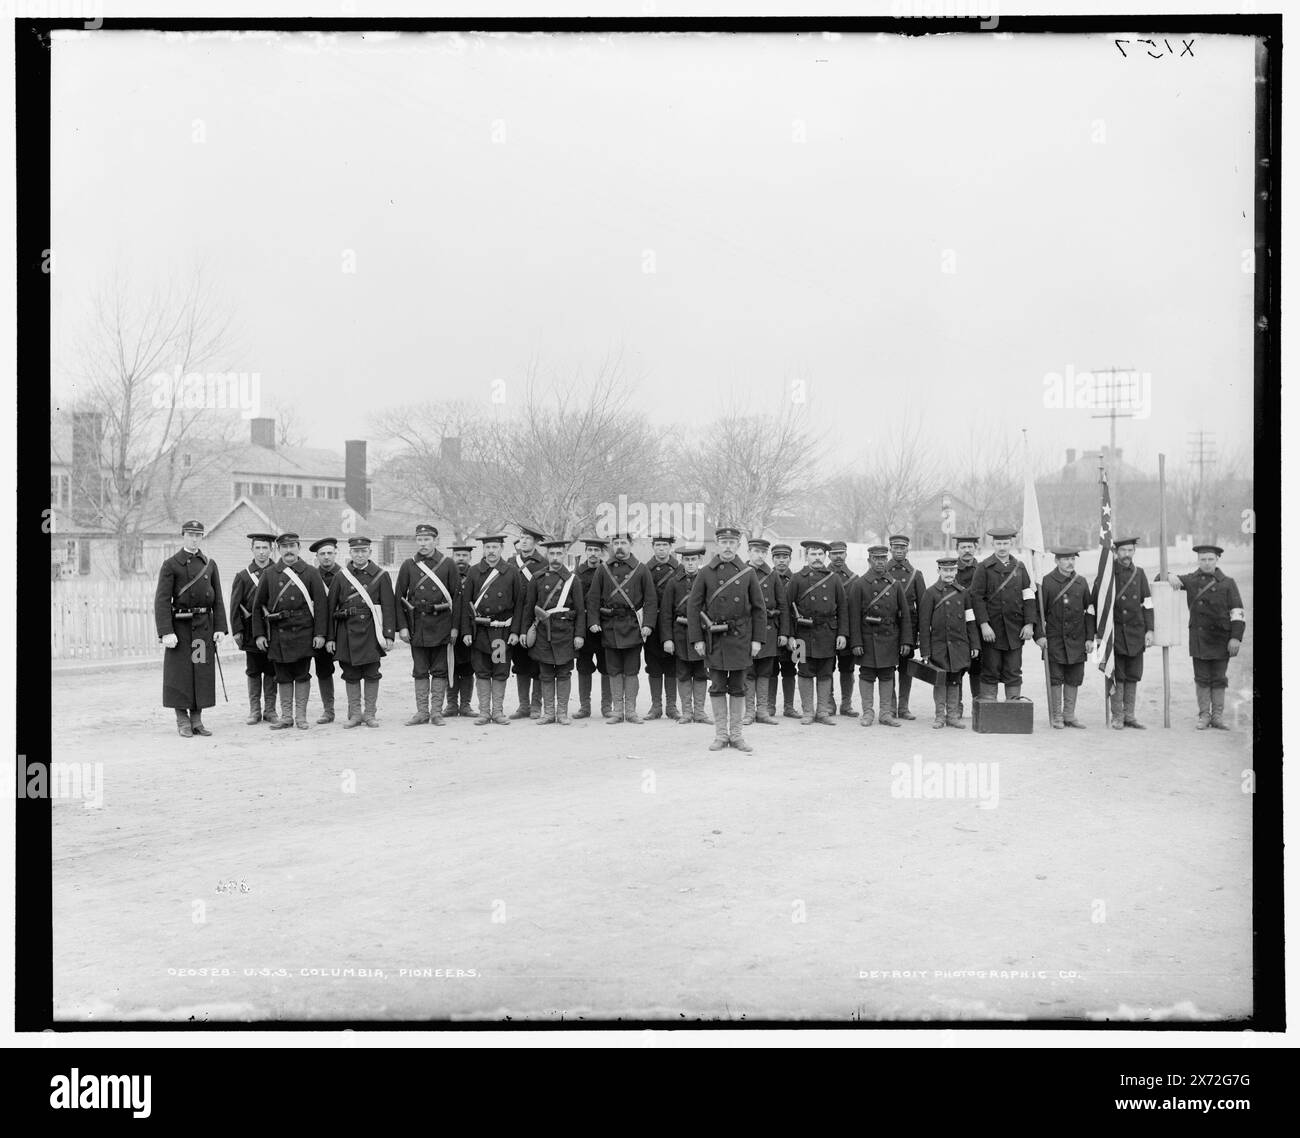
[250, 417, 275, 449]
[345, 440, 368, 517]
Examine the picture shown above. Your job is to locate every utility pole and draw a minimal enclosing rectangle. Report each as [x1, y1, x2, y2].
[1090, 367, 1136, 516]
[1187, 430, 1217, 482]
[1185, 430, 1218, 540]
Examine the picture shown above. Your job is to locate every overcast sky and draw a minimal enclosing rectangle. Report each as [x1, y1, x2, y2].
[49, 28, 1258, 476]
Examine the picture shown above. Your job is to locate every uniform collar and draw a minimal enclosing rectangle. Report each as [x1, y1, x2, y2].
[248, 559, 269, 573]
[611, 553, 639, 569]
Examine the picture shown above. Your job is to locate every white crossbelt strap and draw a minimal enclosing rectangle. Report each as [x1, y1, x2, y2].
[281, 565, 315, 617]
[248, 569, 260, 588]
[514, 554, 534, 582]
[544, 572, 576, 615]
[471, 566, 501, 612]
[339, 564, 383, 647]
[415, 559, 454, 606]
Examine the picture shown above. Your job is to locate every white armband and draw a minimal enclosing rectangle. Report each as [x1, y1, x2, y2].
[1229, 608, 1245, 621]
[964, 609, 976, 622]
[1085, 605, 1095, 615]
[1021, 588, 1035, 600]
[1142, 597, 1154, 609]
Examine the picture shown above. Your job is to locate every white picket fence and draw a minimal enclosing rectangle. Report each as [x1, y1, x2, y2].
[51, 580, 163, 661]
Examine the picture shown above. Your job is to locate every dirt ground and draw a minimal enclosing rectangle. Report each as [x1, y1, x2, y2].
[48, 562, 1256, 1024]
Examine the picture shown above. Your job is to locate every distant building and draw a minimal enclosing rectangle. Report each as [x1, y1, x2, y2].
[205, 496, 438, 574]
[1036, 447, 1252, 548]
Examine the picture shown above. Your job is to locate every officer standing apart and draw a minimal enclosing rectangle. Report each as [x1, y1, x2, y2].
[309, 537, 340, 723]
[744, 537, 789, 726]
[154, 520, 228, 738]
[509, 524, 549, 719]
[787, 539, 848, 726]
[252, 533, 328, 731]
[970, 527, 1038, 701]
[461, 535, 525, 726]
[587, 531, 657, 725]
[229, 533, 279, 725]
[573, 538, 613, 720]
[883, 535, 926, 720]
[643, 535, 681, 720]
[848, 545, 912, 728]
[446, 543, 477, 717]
[524, 538, 585, 725]
[769, 543, 800, 718]
[1035, 548, 1096, 729]
[827, 540, 859, 716]
[953, 535, 982, 719]
[1161, 543, 1246, 730]
[918, 555, 980, 729]
[687, 527, 766, 752]
[1100, 538, 1154, 730]
[395, 523, 460, 728]
[325, 537, 397, 728]
[660, 544, 711, 725]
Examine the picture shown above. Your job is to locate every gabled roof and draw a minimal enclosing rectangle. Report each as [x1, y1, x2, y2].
[188, 440, 348, 480]
[209, 495, 440, 539]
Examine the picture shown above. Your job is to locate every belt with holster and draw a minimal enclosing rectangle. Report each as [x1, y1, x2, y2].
[172, 607, 210, 618]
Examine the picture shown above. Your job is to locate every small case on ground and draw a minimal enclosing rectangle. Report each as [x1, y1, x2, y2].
[905, 658, 947, 686]
[972, 696, 1034, 734]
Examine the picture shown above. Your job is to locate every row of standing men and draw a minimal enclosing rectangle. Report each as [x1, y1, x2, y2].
[156, 518, 1243, 742]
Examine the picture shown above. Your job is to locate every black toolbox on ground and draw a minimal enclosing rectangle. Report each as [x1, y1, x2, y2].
[972, 696, 1034, 734]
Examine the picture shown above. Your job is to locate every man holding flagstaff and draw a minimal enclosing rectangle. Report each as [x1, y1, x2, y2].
[1099, 537, 1155, 729]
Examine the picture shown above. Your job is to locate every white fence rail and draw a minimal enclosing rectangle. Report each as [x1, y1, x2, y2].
[51, 580, 162, 661]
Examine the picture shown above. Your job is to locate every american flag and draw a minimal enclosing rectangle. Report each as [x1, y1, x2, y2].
[1095, 467, 1115, 677]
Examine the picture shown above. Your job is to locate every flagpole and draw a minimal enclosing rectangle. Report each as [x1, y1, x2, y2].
[1101, 460, 1114, 725]
[1034, 549, 1051, 713]
[1159, 453, 1170, 728]
[1021, 430, 1052, 714]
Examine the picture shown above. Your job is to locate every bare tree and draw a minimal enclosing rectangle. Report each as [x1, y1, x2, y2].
[372, 353, 669, 542]
[676, 395, 824, 537]
[811, 469, 874, 543]
[839, 410, 941, 542]
[1168, 442, 1249, 543]
[55, 269, 241, 574]
[370, 400, 500, 542]
[946, 422, 1024, 538]
[480, 353, 671, 539]
[269, 398, 309, 448]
